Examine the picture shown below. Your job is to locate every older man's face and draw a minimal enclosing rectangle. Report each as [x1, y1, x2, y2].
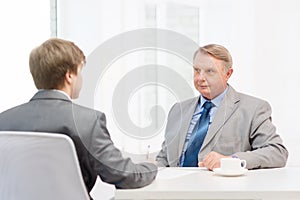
[193, 52, 233, 99]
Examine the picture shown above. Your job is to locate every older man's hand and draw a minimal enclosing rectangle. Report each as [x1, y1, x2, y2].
[198, 151, 231, 170]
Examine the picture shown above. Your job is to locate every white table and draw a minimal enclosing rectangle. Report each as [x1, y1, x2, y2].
[115, 167, 300, 200]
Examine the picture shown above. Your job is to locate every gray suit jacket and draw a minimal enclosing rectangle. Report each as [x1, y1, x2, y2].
[156, 85, 288, 169]
[0, 90, 157, 194]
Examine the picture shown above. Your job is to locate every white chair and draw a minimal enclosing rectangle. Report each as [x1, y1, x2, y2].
[0, 131, 90, 200]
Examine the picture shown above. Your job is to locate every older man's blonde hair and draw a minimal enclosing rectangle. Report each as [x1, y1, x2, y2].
[194, 44, 233, 70]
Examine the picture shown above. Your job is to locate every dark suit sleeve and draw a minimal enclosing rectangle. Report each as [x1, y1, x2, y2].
[88, 112, 157, 189]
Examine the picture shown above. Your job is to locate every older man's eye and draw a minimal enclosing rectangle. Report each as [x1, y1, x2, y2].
[193, 68, 200, 73]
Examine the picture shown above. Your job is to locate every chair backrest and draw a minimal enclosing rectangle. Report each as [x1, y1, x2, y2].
[0, 131, 90, 200]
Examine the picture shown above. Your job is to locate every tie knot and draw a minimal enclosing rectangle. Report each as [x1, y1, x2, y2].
[203, 101, 213, 110]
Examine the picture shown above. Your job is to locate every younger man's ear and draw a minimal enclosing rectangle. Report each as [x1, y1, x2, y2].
[65, 70, 74, 85]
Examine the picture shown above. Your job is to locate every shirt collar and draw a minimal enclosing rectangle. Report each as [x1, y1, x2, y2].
[38, 89, 72, 100]
[199, 85, 228, 108]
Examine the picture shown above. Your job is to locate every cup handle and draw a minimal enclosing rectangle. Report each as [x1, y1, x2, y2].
[241, 160, 247, 168]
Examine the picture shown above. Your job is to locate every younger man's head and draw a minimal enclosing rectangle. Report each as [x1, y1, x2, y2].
[29, 38, 86, 99]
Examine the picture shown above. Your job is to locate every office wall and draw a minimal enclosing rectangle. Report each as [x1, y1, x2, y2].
[0, 1, 50, 112]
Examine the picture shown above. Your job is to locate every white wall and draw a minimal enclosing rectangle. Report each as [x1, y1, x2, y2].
[0, 1, 50, 112]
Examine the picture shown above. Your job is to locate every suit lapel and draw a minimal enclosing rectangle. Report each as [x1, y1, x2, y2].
[201, 86, 240, 150]
[177, 97, 199, 157]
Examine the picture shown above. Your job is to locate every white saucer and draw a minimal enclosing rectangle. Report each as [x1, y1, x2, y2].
[213, 168, 248, 177]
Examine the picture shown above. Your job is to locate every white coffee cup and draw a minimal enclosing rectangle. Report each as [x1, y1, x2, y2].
[220, 158, 247, 172]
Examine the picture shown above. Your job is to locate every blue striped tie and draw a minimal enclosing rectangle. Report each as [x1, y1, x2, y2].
[183, 101, 213, 167]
